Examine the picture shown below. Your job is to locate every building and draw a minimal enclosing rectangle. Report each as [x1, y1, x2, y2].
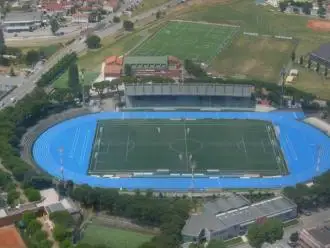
[0, 188, 80, 228]
[104, 55, 124, 80]
[123, 56, 182, 79]
[299, 225, 330, 248]
[72, 13, 89, 23]
[3, 11, 45, 32]
[124, 83, 255, 109]
[181, 195, 297, 242]
[309, 43, 330, 68]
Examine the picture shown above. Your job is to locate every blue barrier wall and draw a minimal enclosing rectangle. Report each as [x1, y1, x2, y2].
[32, 111, 330, 191]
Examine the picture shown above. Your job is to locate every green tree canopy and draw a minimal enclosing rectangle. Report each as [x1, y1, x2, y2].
[68, 63, 80, 95]
[85, 35, 101, 49]
[25, 50, 40, 66]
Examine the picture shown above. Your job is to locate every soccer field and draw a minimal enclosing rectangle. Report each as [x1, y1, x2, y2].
[88, 119, 287, 176]
[131, 21, 238, 63]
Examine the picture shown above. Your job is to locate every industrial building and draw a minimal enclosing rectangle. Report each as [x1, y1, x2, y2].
[3, 11, 45, 32]
[299, 225, 330, 248]
[181, 194, 297, 242]
[124, 83, 255, 109]
[309, 43, 330, 68]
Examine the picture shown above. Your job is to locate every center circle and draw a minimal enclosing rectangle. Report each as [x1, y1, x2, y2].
[169, 138, 204, 155]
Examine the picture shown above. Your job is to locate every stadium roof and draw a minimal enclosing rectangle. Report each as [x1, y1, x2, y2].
[204, 194, 249, 215]
[310, 43, 330, 66]
[125, 83, 254, 97]
[182, 195, 296, 237]
[124, 56, 168, 65]
[306, 226, 330, 246]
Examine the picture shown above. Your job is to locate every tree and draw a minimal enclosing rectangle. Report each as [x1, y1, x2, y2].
[325, 68, 328, 77]
[184, 59, 207, 78]
[25, 50, 40, 66]
[316, 63, 320, 73]
[113, 16, 121, 23]
[85, 35, 101, 49]
[93, 81, 109, 98]
[308, 59, 312, 69]
[50, 17, 60, 34]
[124, 64, 133, 76]
[156, 10, 161, 19]
[26, 219, 42, 235]
[302, 2, 312, 15]
[299, 56, 303, 65]
[318, 6, 326, 18]
[291, 51, 296, 62]
[53, 225, 70, 242]
[68, 63, 80, 95]
[0, 27, 5, 55]
[248, 224, 265, 248]
[123, 20, 134, 31]
[7, 189, 19, 205]
[290, 232, 299, 243]
[24, 188, 41, 202]
[263, 219, 283, 244]
[279, 2, 288, 12]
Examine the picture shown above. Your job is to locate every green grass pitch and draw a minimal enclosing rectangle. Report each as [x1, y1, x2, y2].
[81, 224, 153, 248]
[131, 21, 239, 63]
[88, 119, 287, 176]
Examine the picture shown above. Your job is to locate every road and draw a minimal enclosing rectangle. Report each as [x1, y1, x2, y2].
[0, 0, 177, 110]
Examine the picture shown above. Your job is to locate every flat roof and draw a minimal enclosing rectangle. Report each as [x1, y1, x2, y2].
[37, 188, 60, 207]
[204, 194, 250, 215]
[310, 43, 330, 63]
[124, 56, 168, 65]
[307, 226, 330, 246]
[4, 11, 42, 23]
[182, 196, 296, 237]
[125, 83, 254, 97]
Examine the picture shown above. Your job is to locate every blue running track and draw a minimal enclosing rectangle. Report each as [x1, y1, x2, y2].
[32, 111, 330, 191]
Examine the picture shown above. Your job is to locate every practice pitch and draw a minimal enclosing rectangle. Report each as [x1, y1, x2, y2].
[88, 119, 287, 176]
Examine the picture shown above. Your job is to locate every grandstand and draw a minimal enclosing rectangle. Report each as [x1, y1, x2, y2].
[124, 83, 255, 110]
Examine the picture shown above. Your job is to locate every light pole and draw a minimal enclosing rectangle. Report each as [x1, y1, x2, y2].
[58, 147, 65, 182]
[190, 160, 196, 195]
[80, 68, 85, 106]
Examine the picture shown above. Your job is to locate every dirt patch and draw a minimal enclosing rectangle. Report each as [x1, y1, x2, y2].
[0, 225, 26, 248]
[173, 0, 231, 12]
[307, 20, 330, 32]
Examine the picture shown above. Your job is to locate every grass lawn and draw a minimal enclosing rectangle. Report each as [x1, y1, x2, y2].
[53, 70, 99, 89]
[81, 224, 153, 248]
[133, 0, 171, 16]
[78, 31, 147, 71]
[132, 20, 238, 62]
[89, 119, 286, 176]
[179, 0, 330, 98]
[211, 35, 295, 82]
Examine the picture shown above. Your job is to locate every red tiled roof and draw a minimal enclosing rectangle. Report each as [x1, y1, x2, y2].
[105, 56, 123, 65]
[43, 3, 66, 11]
[104, 64, 122, 76]
[108, 0, 118, 9]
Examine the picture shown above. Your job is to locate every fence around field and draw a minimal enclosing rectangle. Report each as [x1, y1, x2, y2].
[30, 110, 330, 191]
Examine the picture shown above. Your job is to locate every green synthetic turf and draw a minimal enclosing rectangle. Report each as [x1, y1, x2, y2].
[81, 224, 153, 248]
[131, 21, 238, 62]
[88, 119, 287, 176]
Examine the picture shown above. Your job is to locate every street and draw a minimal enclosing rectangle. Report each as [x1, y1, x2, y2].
[0, 0, 178, 110]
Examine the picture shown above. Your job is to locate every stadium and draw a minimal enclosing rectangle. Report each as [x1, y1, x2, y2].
[31, 83, 330, 191]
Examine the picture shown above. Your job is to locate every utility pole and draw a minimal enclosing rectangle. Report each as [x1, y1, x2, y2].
[280, 66, 286, 108]
[58, 147, 65, 182]
[81, 68, 85, 106]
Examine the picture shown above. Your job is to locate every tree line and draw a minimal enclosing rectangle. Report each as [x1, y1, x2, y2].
[283, 170, 330, 211]
[37, 53, 77, 87]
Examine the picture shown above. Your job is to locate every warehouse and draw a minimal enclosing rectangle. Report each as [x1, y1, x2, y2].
[181, 195, 297, 242]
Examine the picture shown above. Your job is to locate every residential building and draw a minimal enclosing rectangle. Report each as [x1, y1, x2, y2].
[181, 195, 297, 243]
[123, 55, 182, 79]
[3, 11, 45, 32]
[104, 55, 123, 80]
[299, 225, 330, 248]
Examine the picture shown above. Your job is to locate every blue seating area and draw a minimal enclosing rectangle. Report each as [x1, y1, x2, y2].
[32, 111, 330, 191]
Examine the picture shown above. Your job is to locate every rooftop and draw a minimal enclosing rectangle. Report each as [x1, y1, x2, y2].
[307, 226, 330, 246]
[36, 188, 60, 207]
[182, 195, 296, 237]
[124, 56, 168, 66]
[4, 11, 43, 23]
[311, 43, 330, 62]
[204, 194, 249, 215]
[125, 83, 254, 97]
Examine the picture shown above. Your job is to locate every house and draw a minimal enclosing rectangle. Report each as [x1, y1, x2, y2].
[181, 194, 297, 243]
[104, 55, 123, 80]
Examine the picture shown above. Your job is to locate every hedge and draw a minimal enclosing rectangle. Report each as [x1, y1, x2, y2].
[37, 52, 77, 87]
